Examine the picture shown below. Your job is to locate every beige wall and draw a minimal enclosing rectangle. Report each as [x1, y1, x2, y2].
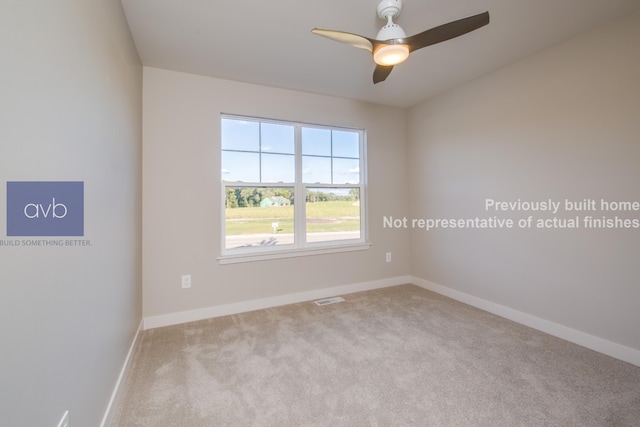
[0, 1, 142, 426]
[142, 68, 410, 318]
[408, 11, 640, 351]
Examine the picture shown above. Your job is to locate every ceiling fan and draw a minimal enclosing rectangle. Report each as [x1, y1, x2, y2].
[312, 0, 490, 84]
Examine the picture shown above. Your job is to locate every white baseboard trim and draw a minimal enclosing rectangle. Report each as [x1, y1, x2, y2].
[412, 276, 640, 367]
[143, 275, 412, 330]
[100, 319, 144, 427]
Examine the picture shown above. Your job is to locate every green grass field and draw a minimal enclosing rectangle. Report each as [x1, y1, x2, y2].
[225, 201, 360, 235]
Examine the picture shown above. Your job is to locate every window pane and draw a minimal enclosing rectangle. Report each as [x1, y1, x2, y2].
[302, 156, 331, 184]
[261, 153, 294, 183]
[221, 118, 259, 151]
[261, 123, 294, 154]
[302, 127, 331, 156]
[332, 130, 360, 158]
[222, 151, 259, 182]
[332, 158, 360, 184]
[306, 187, 360, 243]
[225, 187, 294, 250]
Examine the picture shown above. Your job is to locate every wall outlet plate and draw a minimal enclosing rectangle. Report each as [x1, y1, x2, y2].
[181, 274, 191, 288]
[386, 252, 392, 262]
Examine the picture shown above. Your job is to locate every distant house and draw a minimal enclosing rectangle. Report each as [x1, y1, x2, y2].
[260, 196, 291, 208]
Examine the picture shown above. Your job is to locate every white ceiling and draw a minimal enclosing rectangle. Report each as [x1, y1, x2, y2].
[121, 0, 640, 109]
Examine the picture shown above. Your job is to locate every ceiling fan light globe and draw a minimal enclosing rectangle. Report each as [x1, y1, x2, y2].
[373, 44, 409, 66]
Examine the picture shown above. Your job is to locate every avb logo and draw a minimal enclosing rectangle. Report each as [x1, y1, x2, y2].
[6, 182, 84, 236]
[23, 198, 68, 219]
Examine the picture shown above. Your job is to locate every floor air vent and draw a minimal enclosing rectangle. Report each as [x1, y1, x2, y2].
[314, 297, 345, 306]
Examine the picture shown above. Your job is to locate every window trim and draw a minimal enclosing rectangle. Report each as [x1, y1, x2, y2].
[219, 114, 369, 263]
[217, 241, 372, 265]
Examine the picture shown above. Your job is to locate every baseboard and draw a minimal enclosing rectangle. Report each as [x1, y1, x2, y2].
[412, 276, 640, 367]
[100, 319, 144, 427]
[143, 275, 412, 330]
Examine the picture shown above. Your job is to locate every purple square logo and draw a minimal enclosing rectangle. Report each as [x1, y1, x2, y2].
[6, 182, 84, 236]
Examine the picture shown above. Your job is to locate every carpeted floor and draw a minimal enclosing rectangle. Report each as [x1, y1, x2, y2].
[112, 284, 640, 426]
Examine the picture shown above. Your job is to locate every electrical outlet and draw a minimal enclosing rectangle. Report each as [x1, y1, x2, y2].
[57, 410, 69, 427]
[181, 274, 191, 289]
[386, 252, 392, 262]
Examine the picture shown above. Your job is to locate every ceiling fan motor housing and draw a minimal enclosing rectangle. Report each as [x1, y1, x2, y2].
[376, 22, 407, 40]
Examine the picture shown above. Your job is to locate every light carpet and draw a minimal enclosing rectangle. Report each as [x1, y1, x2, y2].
[112, 284, 640, 426]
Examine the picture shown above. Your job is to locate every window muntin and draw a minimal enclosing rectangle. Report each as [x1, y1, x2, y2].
[221, 118, 295, 183]
[221, 115, 367, 257]
[301, 127, 360, 185]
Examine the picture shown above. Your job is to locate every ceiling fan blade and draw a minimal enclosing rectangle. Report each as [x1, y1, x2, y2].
[373, 65, 394, 84]
[311, 28, 374, 52]
[405, 11, 489, 52]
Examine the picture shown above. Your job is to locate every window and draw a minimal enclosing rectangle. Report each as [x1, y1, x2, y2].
[220, 115, 367, 261]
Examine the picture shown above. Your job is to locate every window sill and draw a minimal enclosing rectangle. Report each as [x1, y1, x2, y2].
[218, 242, 371, 265]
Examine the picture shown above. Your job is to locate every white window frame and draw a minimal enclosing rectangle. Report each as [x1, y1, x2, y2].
[218, 114, 370, 264]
